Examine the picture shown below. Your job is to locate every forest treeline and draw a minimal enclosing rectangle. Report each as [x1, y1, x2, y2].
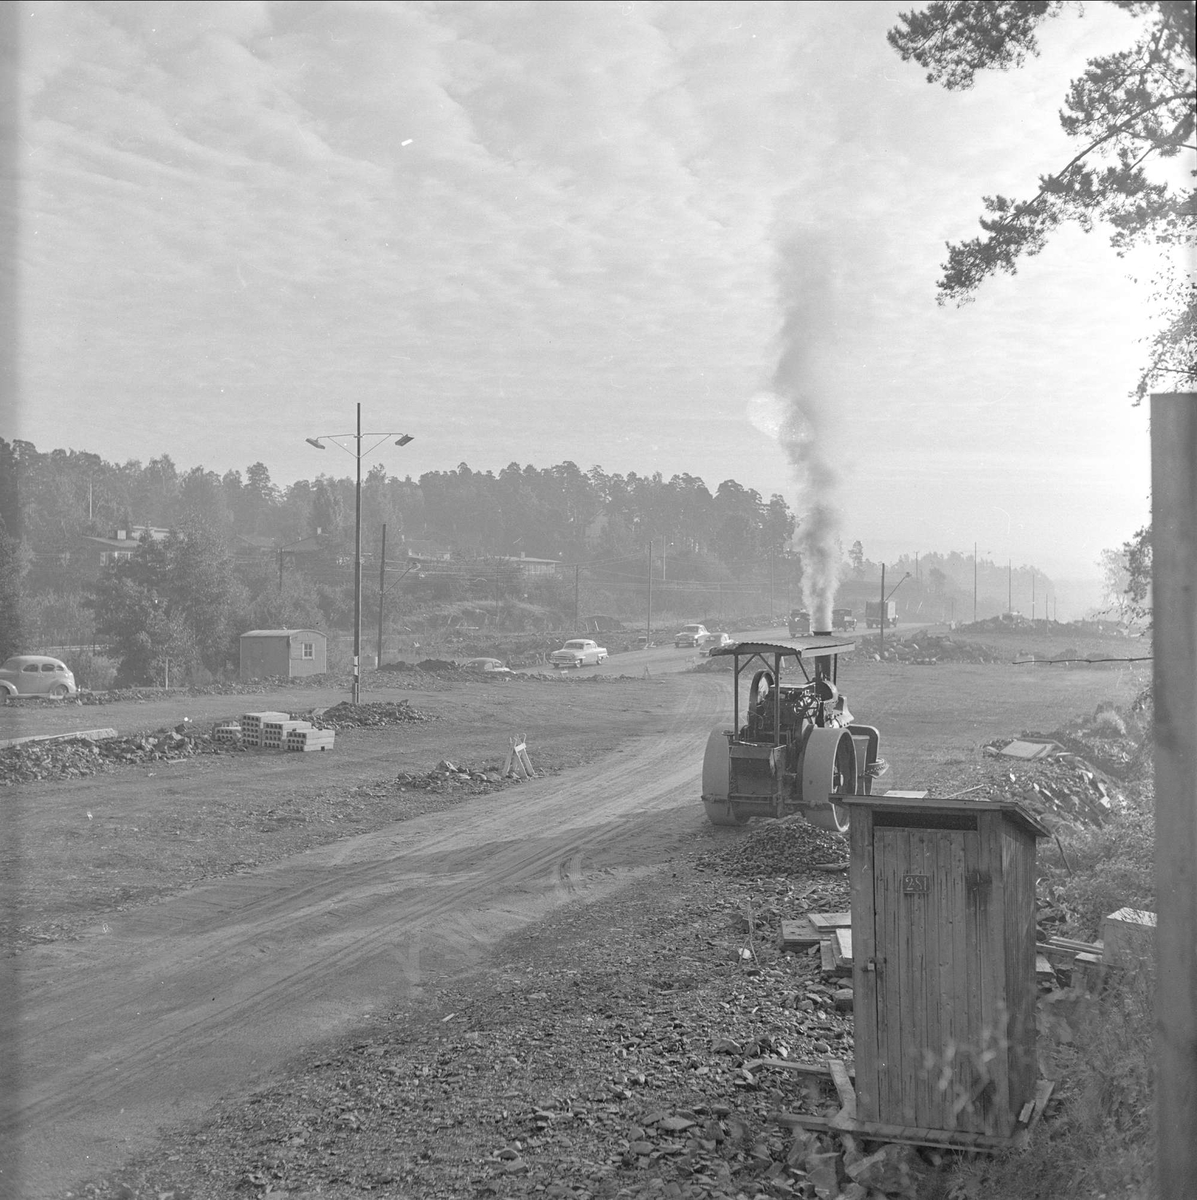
[0, 438, 1064, 685]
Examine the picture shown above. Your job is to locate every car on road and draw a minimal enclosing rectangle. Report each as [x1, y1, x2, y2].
[460, 658, 512, 674]
[832, 608, 858, 632]
[549, 639, 608, 668]
[674, 623, 710, 648]
[0, 655, 78, 699]
[699, 632, 734, 654]
[787, 609, 811, 637]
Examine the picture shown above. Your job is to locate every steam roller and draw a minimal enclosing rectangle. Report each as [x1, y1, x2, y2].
[701, 637, 884, 833]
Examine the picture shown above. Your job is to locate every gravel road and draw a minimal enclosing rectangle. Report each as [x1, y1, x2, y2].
[10, 674, 726, 1198]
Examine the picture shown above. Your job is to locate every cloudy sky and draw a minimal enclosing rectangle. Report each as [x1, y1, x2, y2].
[8, 0, 1171, 586]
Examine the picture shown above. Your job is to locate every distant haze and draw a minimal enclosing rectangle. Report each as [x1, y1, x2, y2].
[10, 2, 1157, 581]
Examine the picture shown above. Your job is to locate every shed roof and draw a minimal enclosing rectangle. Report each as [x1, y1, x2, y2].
[240, 629, 325, 639]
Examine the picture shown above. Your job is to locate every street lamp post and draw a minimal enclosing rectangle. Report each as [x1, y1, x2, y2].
[306, 404, 413, 705]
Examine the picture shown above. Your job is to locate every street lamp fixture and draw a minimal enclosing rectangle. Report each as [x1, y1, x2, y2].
[305, 404, 414, 705]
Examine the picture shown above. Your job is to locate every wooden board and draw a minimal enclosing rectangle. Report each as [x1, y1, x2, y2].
[779, 918, 821, 949]
[834, 926, 853, 963]
[809, 912, 852, 930]
[771, 1111, 1016, 1153]
[829, 1058, 856, 1120]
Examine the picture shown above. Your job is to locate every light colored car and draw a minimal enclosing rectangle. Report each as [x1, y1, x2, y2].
[549, 639, 608, 668]
[699, 632, 734, 655]
[675, 623, 710, 648]
[0, 655, 78, 699]
[460, 657, 512, 674]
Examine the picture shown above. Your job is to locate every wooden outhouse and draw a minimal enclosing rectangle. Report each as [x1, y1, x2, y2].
[843, 795, 1048, 1141]
[238, 629, 327, 682]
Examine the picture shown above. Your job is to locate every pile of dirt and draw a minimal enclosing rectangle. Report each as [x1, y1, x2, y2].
[318, 700, 433, 728]
[858, 633, 1005, 664]
[697, 819, 850, 876]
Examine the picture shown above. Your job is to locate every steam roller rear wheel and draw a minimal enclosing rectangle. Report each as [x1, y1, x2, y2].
[801, 727, 857, 834]
[702, 727, 748, 826]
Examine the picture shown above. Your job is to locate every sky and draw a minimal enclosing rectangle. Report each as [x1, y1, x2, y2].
[6, 0, 1177, 595]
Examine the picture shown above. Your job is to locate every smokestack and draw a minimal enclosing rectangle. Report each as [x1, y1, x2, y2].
[813, 629, 832, 682]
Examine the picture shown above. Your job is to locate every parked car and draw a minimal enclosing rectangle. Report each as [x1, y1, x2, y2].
[549, 639, 608, 668]
[460, 657, 512, 674]
[0, 655, 78, 699]
[675, 623, 710, 648]
[699, 632, 734, 654]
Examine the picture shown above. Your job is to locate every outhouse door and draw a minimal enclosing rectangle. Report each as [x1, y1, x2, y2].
[869, 821, 1003, 1134]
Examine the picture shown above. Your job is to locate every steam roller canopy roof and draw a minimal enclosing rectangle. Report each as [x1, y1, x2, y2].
[709, 638, 855, 659]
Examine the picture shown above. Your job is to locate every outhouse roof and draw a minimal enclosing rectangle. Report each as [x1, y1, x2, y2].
[839, 793, 1050, 838]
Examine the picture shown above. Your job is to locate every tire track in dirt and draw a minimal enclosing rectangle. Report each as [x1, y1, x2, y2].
[12, 674, 726, 1198]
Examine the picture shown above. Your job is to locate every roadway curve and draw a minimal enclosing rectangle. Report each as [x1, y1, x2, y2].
[10, 673, 726, 1198]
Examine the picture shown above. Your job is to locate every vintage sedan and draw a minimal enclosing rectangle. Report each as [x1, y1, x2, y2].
[699, 632, 735, 655]
[674, 623, 710, 648]
[0, 655, 78, 699]
[549, 639, 608, 668]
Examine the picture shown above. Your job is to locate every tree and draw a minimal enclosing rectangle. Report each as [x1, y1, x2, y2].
[0, 531, 24, 659]
[888, 0, 1196, 397]
[849, 539, 865, 576]
[86, 525, 239, 685]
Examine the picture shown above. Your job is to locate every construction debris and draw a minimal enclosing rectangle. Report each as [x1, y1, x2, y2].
[858, 633, 1005, 665]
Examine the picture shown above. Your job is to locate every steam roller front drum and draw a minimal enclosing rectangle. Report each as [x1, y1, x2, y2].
[800, 726, 857, 834]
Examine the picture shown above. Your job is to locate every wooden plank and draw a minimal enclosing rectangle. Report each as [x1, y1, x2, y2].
[849, 805, 879, 1122]
[809, 911, 852, 929]
[875, 827, 907, 1125]
[779, 917, 821, 948]
[819, 938, 836, 976]
[1004, 823, 1038, 1114]
[1151, 393, 1197, 1200]
[0, 727, 118, 749]
[834, 926, 852, 963]
[977, 811, 1010, 1135]
[810, 1115, 1016, 1154]
[828, 1058, 856, 1120]
[961, 826, 984, 1132]
[744, 1057, 853, 1080]
[945, 826, 969, 1132]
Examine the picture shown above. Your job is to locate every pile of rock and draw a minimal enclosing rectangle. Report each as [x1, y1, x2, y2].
[318, 700, 431, 728]
[858, 634, 1005, 665]
[0, 726, 212, 785]
[978, 739, 1118, 826]
[393, 760, 508, 795]
[698, 819, 849, 877]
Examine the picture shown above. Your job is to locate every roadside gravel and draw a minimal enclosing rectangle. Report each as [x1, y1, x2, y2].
[65, 821, 882, 1200]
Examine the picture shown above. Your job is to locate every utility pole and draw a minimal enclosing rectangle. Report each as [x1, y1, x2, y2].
[973, 541, 978, 623]
[1008, 557, 1012, 616]
[769, 549, 775, 622]
[574, 564, 580, 631]
[278, 546, 284, 593]
[879, 563, 886, 658]
[376, 523, 387, 670]
[645, 542, 652, 647]
[1032, 570, 1036, 622]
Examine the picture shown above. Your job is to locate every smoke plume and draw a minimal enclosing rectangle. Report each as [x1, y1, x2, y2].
[768, 234, 841, 631]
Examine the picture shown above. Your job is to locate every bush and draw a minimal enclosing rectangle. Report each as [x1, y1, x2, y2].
[1044, 790, 1155, 939]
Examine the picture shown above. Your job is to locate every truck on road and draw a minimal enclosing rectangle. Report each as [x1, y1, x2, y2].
[865, 600, 898, 629]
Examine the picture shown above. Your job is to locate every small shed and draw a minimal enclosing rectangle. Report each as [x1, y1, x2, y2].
[239, 629, 327, 682]
[843, 794, 1048, 1142]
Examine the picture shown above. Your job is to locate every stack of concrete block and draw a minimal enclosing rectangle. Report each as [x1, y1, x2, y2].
[285, 726, 336, 752]
[240, 712, 291, 747]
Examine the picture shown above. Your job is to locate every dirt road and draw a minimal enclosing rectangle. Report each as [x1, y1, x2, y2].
[10, 673, 726, 1198]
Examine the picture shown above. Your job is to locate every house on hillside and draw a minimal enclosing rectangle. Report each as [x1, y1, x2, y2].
[238, 629, 327, 681]
[73, 525, 171, 575]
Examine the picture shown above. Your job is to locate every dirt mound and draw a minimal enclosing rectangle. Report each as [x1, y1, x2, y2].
[697, 818, 849, 876]
[319, 700, 432, 728]
[858, 633, 1004, 664]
